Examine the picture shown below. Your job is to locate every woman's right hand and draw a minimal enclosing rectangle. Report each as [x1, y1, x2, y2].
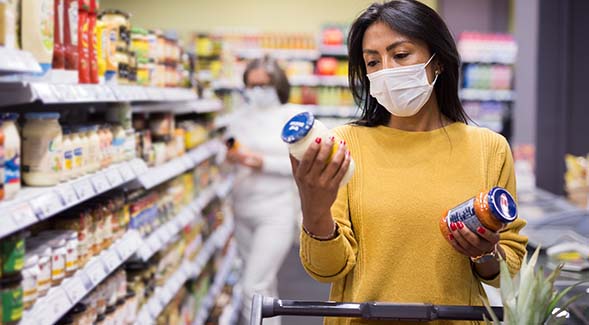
[290, 136, 351, 237]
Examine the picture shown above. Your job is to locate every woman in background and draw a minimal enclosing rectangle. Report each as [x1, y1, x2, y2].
[226, 57, 300, 325]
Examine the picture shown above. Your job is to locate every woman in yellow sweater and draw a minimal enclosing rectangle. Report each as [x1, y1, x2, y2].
[289, 1, 528, 324]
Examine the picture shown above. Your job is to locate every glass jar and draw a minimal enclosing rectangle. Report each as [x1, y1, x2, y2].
[86, 125, 101, 173]
[26, 244, 51, 297]
[1, 232, 24, 276]
[0, 274, 23, 325]
[55, 209, 92, 268]
[2, 113, 20, 199]
[70, 129, 84, 178]
[111, 124, 125, 164]
[91, 204, 104, 256]
[99, 200, 113, 250]
[22, 252, 39, 309]
[22, 112, 63, 186]
[61, 128, 74, 182]
[76, 126, 90, 175]
[440, 187, 518, 242]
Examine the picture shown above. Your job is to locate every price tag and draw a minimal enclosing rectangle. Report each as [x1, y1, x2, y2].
[147, 297, 163, 317]
[118, 163, 135, 182]
[105, 168, 124, 187]
[9, 202, 38, 227]
[131, 159, 148, 175]
[73, 179, 95, 201]
[147, 233, 163, 252]
[55, 184, 79, 206]
[91, 174, 110, 193]
[30, 192, 63, 219]
[102, 250, 121, 272]
[37, 287, 71, 324]
[0, 213, 17, 238]
[63, 276, 87, 303]
[85, 259, 107, 285]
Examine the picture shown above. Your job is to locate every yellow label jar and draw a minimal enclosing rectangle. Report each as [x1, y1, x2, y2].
[22, 112, 62, 186]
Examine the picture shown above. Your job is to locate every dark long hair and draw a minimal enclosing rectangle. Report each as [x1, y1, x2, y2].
[243, 56, 291, 104]
[348, 0, 468, 126]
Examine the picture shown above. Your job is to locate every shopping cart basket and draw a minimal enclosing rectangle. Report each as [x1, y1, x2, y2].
[250, 294, 503, 324]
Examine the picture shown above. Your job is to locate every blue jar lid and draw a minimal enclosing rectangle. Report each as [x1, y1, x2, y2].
[281, 112, 315, 144]
[25, 112, 60, 120]
[488, 187, 518, 223]
[1, 113, 18, 120]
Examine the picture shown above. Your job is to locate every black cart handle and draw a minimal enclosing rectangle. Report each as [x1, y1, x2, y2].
[250, 294, 503, 325]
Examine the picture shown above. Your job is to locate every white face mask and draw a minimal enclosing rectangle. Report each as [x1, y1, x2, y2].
[244, 86, 281, 109]
[366, 54, 438, 117]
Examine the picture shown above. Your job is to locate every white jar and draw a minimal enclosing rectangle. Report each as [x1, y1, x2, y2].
[124, 128, 135, 161]
[111, 125, 125, 164]
[71, 129, 83, 178]
[2, 113, 20, 199]
[26, 244, 52, 297]
[22, 112, 62, 186]
[281, 112, 355, 187]
[61, 128, 74, 182]
[86, 125, 101, 173]
[22, 252, 39, 310]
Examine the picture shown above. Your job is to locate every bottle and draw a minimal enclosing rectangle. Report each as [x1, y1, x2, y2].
[61, 128, 73, 181]
[70, 128, 83, 178]
[77, 0, 89, 83]
[2, 113, 20, 199]
[86, 125, 100, 172]
[21, 0, 55, 74]
[64, 0, 78, 70]
[52, 0, 65, 69]
[88, 0, 98, 83]
[22, 113, 62, 186]
[281, 112, 355, 187]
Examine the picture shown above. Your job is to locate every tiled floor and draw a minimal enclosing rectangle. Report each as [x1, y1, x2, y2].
[277, 245, 331, 325]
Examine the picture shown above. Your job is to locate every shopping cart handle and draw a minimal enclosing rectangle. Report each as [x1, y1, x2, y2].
[250, 294, 503, 325]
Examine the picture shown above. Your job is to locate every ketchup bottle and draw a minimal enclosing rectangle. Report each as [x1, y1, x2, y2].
[78, 0, 90, 83]
[64, 0, 79, 70]
[52, 0, 65, 69]
[88, 0, 98, 83]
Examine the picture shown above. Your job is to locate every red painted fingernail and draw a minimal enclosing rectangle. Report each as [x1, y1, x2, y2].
[477, 227, 486, 234]
[344, 140, 347, 145]
[315, 137, 322, 144]
[345, 150, 350, 158]
[329, 136, 335, 142]
[450, 222, 457, 231]
[457, 222, 464, 230]
[448, 234, 454, 241]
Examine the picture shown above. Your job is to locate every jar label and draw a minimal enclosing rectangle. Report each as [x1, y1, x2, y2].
[68, 1, 78, 46]
[74, 147, 83, 167]
[1, 286, 23, 322]
[41, 0, 55, 52]
[65, 246, 78, 272]
[446, 197, 483, 233]
[51, 253, 65, 280]
[5, 149, 20, 186]
[64, 149, 73, 171]
[1, 237, 25, 274]
[23, 276, 38, 302]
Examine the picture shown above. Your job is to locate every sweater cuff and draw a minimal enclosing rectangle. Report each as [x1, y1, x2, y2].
[300, 228, 350, 278]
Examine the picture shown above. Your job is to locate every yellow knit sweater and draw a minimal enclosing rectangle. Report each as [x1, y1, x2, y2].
[299, 122, 528, 325]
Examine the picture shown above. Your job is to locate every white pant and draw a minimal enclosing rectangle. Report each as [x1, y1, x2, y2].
[235, 210, 296, 325]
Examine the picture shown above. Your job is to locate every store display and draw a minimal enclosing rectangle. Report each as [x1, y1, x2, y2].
[282, 111, 355, 186]
[440, 187, 518, 243]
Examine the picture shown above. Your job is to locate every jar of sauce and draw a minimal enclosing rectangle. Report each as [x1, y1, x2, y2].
[22, 112, 62, 186]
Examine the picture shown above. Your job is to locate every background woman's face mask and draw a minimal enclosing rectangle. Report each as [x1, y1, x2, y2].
[367, 54, 438, 117]
[244, 86, 281, 109]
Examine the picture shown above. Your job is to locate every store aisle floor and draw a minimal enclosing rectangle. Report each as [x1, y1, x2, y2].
[277, 245, 331, 325]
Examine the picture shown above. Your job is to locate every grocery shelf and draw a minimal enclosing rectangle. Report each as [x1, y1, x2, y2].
[135, 219, 235, 324]
[135, 184, 219, 261]
[289, 75, 348, 87]
[234, 48, 321, 61]
[131, 98, 224, 114]
[0, 159, 146, 239]
[193, 241, 238, 325]
[0, 47, 42, 75]
[319, 45, 348, 57]
[214, 113, 237, 129]
[136, 139, 222, 190]
[0, 81, 198, 107]
[459, 89, 515, 102]
[219, 285, 243, 325]
[461, 57, 516, 65]
[21, 230, 143, 325]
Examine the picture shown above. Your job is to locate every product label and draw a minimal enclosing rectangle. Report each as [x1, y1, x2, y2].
[1, 237, 24, 273]
[68, 1, 78, 46]
[49, 138, 62, 173]
[65, 246, 78, 272]
[446, 198, 482, 233]
[37, 259, 52, 291]
[23, 276, 37, 303]
[74, 147, 83, 168]
[51, 252, 65, 280]
[58, 0, 64, 43]
[5, 147, 21, 185]
[1, 286, 23, 322]
[64, 149, 73, 171]
[41, 0, 55, 51]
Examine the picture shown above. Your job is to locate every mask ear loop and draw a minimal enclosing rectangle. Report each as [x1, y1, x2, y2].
[424, 53, 437, 67]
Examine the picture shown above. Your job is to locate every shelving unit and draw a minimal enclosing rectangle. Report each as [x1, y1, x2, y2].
[20, 230, 143, 325]
[0, 159, 145, 238]
[233, 48, 321, 61]
[319, 45, 347, 57]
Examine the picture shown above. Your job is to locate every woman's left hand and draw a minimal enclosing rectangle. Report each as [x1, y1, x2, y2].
[447, 222, 499, 258]
[226, 150, 264, 171]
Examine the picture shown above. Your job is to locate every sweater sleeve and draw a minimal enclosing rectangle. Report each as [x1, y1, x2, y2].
[299, 183, 359, 283]
[478, 135, 528, 287]
[261, 153, 294, 176]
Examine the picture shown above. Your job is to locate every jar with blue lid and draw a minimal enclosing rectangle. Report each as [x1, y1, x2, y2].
[281, 111, 355, 187]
